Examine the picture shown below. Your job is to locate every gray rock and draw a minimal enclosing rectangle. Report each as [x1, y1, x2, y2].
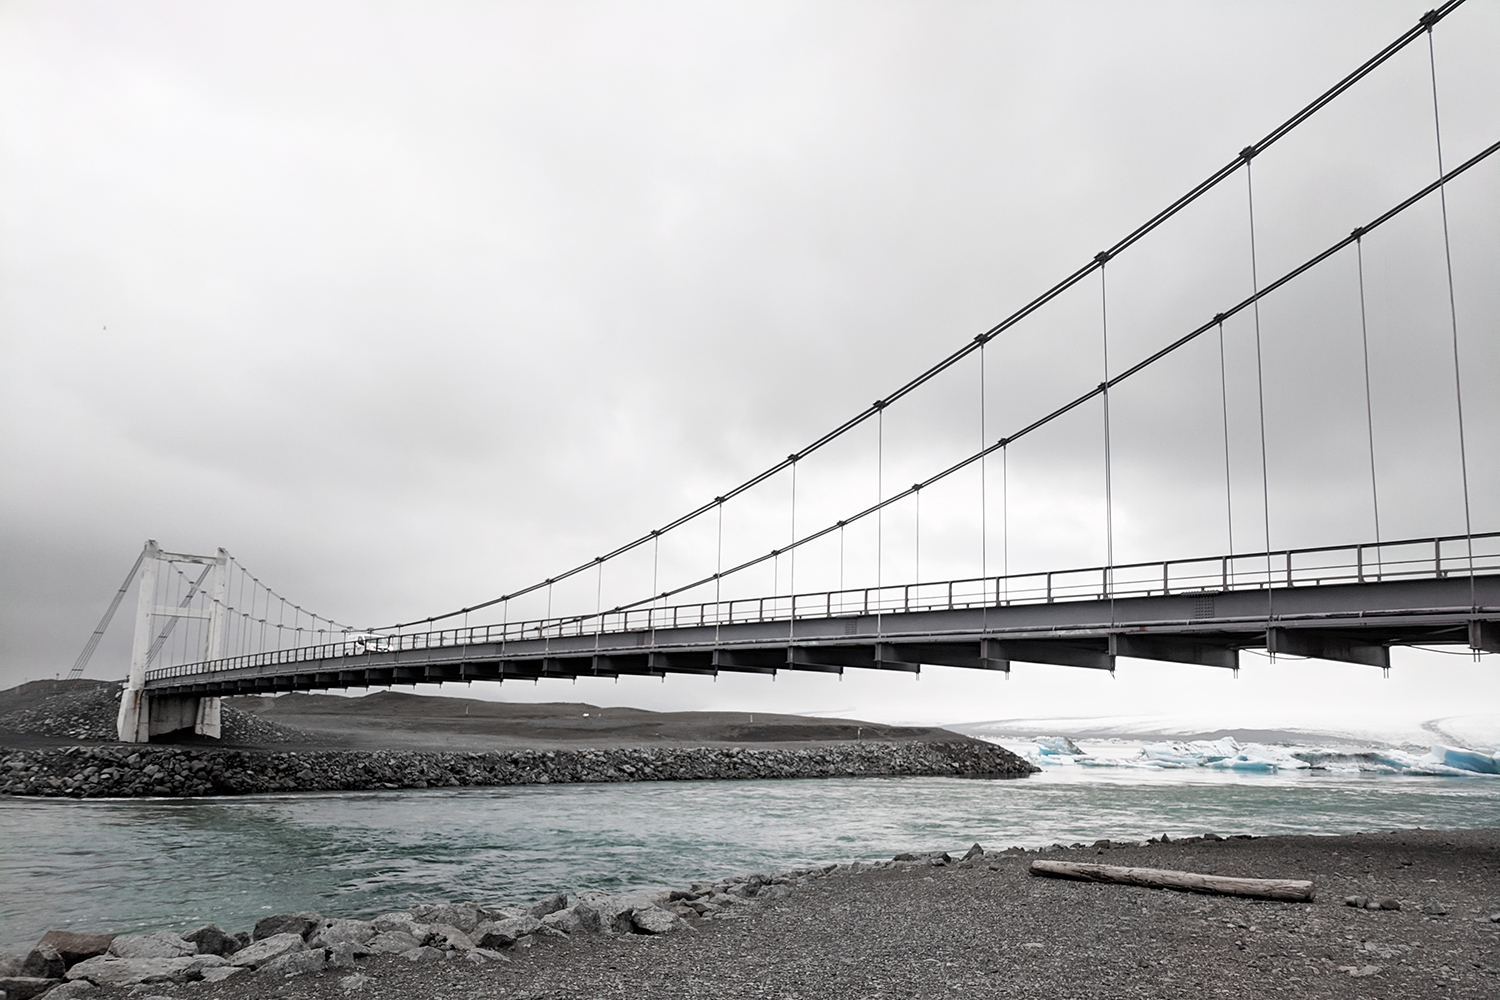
[410, 902, 486, 933]
[36, 932, 114, 968]
[199, 966, 245, 982]
[1421, 901, 1449, 916]
[399, 946, 444, 964]
[105, 932, 195, 960]
[309, 919, 375, 948]
[473, 916, 541, 949]
[37, 980, 95, 998]
[426, 924, 475, 951]
[228, 933, 306, 968]
[0, 954, 21, 977]
[181, 924, 239, 957]
[1345, 895, 1370, 908]
[0, 977, 61, 1000]
[339, 972, 370, 992]
[369, 912, 424, 935]
[463, 948, 509, 965]
[19, 944, 63, 980]
[1369, 898, 1401, 911]
[65, 955, 228, 987]
[573, 892, 661, 935]
[757, 884, 792, 901]
[252, 912, 322, 941]
[256, 949, 327, 977]
[962, 843, 985, 861]
[630, 907, 682, 935]
[327, 941, 360, 969]
[527, 893, 570, 918]
[365, 932, 423, 955]
[540, 908, 583, 935]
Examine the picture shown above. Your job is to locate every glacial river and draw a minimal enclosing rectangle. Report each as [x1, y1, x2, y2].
[3, 763, 1499, 954]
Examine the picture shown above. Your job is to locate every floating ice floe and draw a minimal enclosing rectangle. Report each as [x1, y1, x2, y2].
[1014, 736, 1500, 776]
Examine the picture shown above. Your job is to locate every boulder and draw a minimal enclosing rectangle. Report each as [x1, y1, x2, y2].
[962, 843, 985, 862]
[229, 933, 307, 968]
[411, 902, 488, 933]
[181, 924, 239, 957]
[540, 908, 583, 936]
[309, 919, 375, 948]
[528, 893, 570, 918]
[65, 955, 228, 987]
[472, 916, 540, 949]
[19, 944, 64, 980]
[200, 966, 245, 982]
[257, 950, 328, 977]
[36, 932, 114, 968]
[426, 924, 475, 951]
[0, 953, 21, 977]
[365, 932, 423, 956]
[572, 892, 660, 935]
[370, 912, 424, 935]
[37, 981, 96, 999]
[327, 942, 360, 969]
[399, 946, 444, 964]
[106, 932, 195, 960]
[0, 976, 62, 1000]
[252, 912, 323, 941]
[630, 907, 683, 935]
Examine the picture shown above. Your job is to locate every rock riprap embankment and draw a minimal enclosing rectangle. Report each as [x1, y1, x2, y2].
[0, 739, 1033, 798]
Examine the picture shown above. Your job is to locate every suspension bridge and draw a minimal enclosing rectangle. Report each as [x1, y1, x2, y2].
[64, 3, 1496, 742]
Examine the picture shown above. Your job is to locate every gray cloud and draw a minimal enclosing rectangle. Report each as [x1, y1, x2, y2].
[2, 1, 1496, 730]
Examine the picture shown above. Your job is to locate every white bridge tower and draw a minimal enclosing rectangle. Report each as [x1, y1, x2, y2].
[116, 540, 229, 743]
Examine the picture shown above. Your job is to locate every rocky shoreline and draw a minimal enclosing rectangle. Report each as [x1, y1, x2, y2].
[5, 829, 1499, 999]
[0, 739, 1034, 798]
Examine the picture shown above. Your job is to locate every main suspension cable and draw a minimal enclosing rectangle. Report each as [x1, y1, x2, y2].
[383, 1, 1469, 632]
[557, 139, 1500, 624]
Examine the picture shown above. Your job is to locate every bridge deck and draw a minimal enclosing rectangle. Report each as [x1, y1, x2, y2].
[145, 574, 1500, 697]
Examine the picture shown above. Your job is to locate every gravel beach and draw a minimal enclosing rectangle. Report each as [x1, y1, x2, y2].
[9, 828, 1497, 1000]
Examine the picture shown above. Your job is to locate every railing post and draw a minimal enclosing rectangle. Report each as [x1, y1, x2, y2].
[1435, 537, 1442, 577]
[1046, 573, 1053, 603]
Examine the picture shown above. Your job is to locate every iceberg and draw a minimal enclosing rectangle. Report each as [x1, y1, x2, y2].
[1420, 745, 1500, 775]
[1033, 736, 1085, 756]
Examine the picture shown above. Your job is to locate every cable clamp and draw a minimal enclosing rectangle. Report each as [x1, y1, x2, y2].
[1350, 225, 1366, 239]
[1240, 144, 1258, 161]
[872, 399, 887, 410]
[1213, 312, 1226, 324]
[1094, 250, 1111, 264]
[1420, 9, 1439, 29]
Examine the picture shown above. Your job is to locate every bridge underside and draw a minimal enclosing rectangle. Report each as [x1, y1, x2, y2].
[145, 575, 1499, 699]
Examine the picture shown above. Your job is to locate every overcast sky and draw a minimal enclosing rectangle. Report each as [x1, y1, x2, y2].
[2, 1, 1497, 739]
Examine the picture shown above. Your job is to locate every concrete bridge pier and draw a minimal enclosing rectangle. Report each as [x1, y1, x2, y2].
[116, 540, 228, 743]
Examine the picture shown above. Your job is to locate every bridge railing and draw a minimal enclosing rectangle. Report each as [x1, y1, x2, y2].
[145, 531, 1498, 681]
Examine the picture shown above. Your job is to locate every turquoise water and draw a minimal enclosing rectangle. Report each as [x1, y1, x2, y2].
[3, 766, 1499, 954]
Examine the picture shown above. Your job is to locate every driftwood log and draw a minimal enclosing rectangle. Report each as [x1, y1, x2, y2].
[1029, 860, 1314, 902]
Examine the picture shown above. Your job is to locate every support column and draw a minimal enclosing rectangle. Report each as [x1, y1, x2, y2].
[116, 540, 160, 743]
[194, 548, 229, 738]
